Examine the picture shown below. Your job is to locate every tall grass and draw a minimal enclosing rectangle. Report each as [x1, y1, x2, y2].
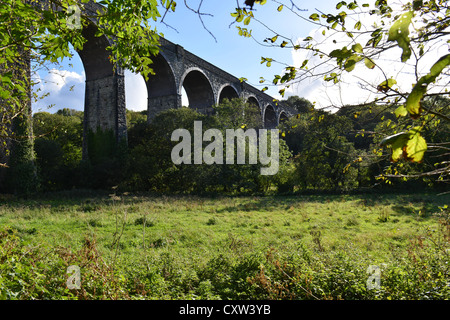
[0, 191, 448, 299]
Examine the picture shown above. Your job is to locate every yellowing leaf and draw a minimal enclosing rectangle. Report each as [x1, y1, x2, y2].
[405, 129, 427, 162]
[377, 78, 397, 92]
[380, 128, 428, 163]
[380, 132, 409, 162]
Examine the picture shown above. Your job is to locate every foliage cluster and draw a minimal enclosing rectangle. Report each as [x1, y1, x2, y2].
[233, 0, 450, 183]
[3, 95, 447, 194]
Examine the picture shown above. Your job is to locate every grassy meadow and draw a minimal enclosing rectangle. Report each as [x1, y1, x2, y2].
[0, 190, 449, 300]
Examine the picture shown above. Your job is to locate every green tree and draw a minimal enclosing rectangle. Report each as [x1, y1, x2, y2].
[32, 110, 83, 190]
[126, 110, 147, 129]
[280, 108, 360, 191]
[212, 98, 292, 194]
[372, 96, 450, 188]
[0, 48, 38, 194]
[125, 108, 210, 193]
[213, 98, 263, 130]
[232, 0, 450, 185]
[0, 0, 174, 181]
[283, 96, 315, 114]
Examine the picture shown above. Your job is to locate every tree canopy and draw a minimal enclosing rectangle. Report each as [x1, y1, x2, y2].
[232, 0, 449, 184]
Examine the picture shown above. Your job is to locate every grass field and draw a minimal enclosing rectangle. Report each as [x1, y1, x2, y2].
[0, 190, 449, 300]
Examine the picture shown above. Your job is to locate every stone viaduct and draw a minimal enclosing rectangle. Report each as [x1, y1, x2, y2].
[35, 1, 295, 162]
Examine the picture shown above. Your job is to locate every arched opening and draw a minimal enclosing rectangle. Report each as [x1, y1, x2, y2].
[31, 50, 85, 113]
[218, 85, 239, 104]
[264, 105, 277, 129]
[78, 24, 115, 82]
[182, 69, 215, 114]
[279, 111, 288, 124]
[247, 96, 260, 109]
[145, 53, 178, 120]
[181, 87, 189, 107]
[125, 70, 147, 112]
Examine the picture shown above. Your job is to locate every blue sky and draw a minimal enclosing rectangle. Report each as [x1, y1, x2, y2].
[32, 0, 448, 114]
[32, 0, 340, 113]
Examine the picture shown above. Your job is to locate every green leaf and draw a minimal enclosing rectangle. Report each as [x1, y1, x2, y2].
[330, 47, 351, 60]
[348, 1, 358, 10]
[352, 43, 363, 53]
[364, 57, 376, 69]
[344, 54, 363, 72]
[394, 105, 408, 117]
[412, 0, 423, 10]
[272, 75, 281, 84]
[387, 11, 414, 62]
[324, 72, 339, 84]
[405, 54, 450, 118]
[309, 13, 320, 21]
[300, 59, 309, 69]
[280, 41, 288, 48]
[336, 1, 346, 9]
[277, 5, 283, 11]
[244, 16, 251, 25]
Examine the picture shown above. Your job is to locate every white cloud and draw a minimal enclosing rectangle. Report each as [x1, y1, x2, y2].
[32, 69, 152, 113]
[124, 70, 148, 111]
[285, 4, 449, 111]
[32, 68, 85, 113]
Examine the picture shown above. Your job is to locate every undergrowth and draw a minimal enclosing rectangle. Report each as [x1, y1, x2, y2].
[1, 209, 448, 300]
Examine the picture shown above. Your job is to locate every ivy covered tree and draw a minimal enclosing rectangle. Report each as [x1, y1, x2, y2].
[0, 0, 177, 192]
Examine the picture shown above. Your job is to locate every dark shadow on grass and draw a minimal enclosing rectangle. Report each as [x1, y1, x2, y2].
[0, 189, 448, 219]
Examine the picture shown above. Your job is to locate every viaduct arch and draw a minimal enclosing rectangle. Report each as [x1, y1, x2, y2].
[144, 37, 295, 124]
[28, 1, 297, 162]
